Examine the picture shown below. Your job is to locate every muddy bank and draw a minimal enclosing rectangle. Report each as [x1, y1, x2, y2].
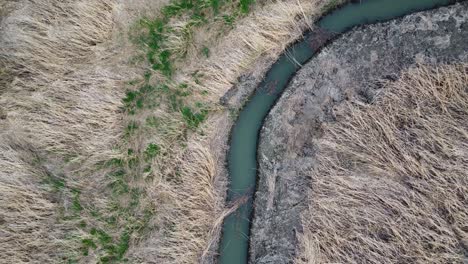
[249, 2, 468, 263]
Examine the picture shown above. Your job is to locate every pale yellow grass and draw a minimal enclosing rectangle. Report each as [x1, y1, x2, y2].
[0, 0, 340, 262]
[0, 0, 156, 262]
[0, 1, 125, 262]
[296, 64, 468, 264]
[176, 0, 343, 99]
[130, 0, 343, 263]
[0, 129, 71, 263]
[0, 0, 121, 162]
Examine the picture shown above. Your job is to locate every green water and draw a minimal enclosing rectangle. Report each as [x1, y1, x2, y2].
[218, 0, 456, 263]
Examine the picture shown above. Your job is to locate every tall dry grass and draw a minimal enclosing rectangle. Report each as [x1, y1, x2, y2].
[0, 0, 122, 161]
[127, 0, 345, 263]
[0, 0, 341, 262]
[0, 128, 73, 263]
[0, 0, 163, 262]
[0, 1, 125, 262]
[175, 0, 345, 100]
[296, 64, 468, 264]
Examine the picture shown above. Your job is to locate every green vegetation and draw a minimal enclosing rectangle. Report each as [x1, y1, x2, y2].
[125, 0, 258, 143]
[56, 0, 256, 262]
[78, 225, 134, 263]
[125, 121, 139, 137]
[239, 0, 254, 13]
[181, 105, 208, 129]
[71, 189, 83, 213]
[46, 176, 66, 191]
[43, 159, 152, 263]
[70, 161, 154, 262]
[144, 143, 161, 160]
[132, 0, 254, 77]
[201, 46, 210, 57]
[72, 1, 258, 260]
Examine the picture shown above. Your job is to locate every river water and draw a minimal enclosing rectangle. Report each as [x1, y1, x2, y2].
[218, 0, 456, 263]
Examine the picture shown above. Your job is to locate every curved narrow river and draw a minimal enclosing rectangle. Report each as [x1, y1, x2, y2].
[218, 0, 457, 263]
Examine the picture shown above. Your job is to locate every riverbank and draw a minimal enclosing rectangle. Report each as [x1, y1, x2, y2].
[251, 2, 468, 263]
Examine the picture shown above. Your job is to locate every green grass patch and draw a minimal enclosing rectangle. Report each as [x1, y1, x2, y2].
[126, 0, 253, 139]
[210, 0, 220, 13]
[239, 0, 254, 13]
[221, 14, 236, 26]
[201, 46, 210, 57]
[181, 106, 208, 129]
[144, 143, 161, 161]
[125, 121, 139, 137]
[86, 0, 255, 261]
[145, 116, 160, 128]
[47, 177, 66, 191]
[106, 158, 124, 167]
[81, 238, 97, 256]
[133, 0, 253, 79]
[72, 157, 152, 262]
[71, 189, 83, 213]
[108, 169, 129, 195]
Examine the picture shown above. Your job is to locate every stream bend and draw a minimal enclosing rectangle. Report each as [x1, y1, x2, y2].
[218, 0, 458, 263]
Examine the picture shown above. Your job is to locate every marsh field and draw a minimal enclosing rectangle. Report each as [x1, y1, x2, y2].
[0, 0, 466, 263]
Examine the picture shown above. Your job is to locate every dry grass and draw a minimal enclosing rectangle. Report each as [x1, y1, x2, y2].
[129, 139, 224, 263]
[0, 1, 126, 262]
[296, 64, 468, 264]
[0, 0, 173, 262]
[175, 0, 344, 99]
[127, 0, 344, 263]
[0, 0, 341, 262]
[0, 128, 73, 263]
[0, 0, 122, 163]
